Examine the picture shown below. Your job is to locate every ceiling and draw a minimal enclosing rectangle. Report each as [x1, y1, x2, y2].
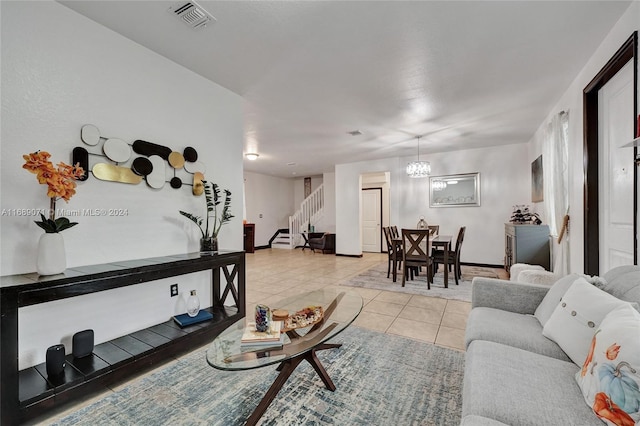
[58, 1, 632, 178]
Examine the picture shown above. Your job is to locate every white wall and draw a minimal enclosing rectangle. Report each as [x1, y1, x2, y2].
[336, 158, 403, 256]
[362, 172, 391, 234]
[1, 1, 244, 368]
[293, 175, 323, 206]
[243, 171, 295, 246]
[527, 2, 639, 274]
[335, 144, 529, 264]
[320, 172, 336, 233]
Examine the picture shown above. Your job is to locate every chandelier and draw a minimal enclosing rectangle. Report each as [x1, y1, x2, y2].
[406, 135, 431, 178]
[432, 180, 447, 191]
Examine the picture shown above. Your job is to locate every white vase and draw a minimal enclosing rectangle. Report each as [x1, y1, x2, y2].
[37, 233, 66, 276]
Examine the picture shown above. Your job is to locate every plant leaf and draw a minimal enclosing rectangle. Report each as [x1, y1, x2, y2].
[34, 214, 78, 233]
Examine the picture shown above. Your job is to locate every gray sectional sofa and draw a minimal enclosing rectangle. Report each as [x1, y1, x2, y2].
[461, 265, 640, 425]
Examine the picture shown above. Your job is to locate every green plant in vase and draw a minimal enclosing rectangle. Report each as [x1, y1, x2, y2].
[179, 181, 233, 252]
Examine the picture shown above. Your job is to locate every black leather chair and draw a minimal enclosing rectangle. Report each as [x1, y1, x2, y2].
[309, 233, 335, 254]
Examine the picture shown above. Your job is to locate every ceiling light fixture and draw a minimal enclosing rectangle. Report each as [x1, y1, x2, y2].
[432, 180, 447, 191]
[406, 135, 431, 178]
[245, 153, 259, 161]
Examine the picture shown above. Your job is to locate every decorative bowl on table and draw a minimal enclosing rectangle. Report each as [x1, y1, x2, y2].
[281, 305, 324, 332]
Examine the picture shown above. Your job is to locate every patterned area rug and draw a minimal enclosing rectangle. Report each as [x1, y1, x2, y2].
[340, 262, 499, 302]
[54, 327, 464, 426]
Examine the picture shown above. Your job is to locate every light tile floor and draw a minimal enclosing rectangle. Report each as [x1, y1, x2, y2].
[33, 248, 507, 425]
[246, 248, 508, 349]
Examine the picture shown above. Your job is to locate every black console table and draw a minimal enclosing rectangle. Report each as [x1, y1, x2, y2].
[0, 251, 246, 425]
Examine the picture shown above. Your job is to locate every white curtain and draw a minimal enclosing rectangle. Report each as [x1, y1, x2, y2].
[543, 111, 570, 274]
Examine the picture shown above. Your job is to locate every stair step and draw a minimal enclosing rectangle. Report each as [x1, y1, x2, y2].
[271, 229, 294, 249]
[272, 242, 293, 250]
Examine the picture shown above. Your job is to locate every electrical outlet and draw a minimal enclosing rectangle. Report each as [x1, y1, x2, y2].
[170, 283, 178, 297]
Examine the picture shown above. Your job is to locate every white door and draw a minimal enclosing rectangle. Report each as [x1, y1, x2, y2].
[598, 60, 635, 271]
[362, 189, 381, 252]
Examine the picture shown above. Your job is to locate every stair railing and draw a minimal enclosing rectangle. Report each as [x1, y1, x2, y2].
[289, 184, 324, 248]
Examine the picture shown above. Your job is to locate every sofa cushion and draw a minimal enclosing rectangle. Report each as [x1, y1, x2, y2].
[602, 265, 640, 290]
[463, 340, 602, 426]
[542, 277, 635, 365]
[534, 273, 582, 326]
[471, 278, 550, 314]
[602, 268, 640, 306]
[465, 307, 570, 361]
[575, 304, 640, 425]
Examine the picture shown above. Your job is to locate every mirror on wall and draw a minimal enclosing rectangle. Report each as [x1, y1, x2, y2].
[429, 172, 480, 207]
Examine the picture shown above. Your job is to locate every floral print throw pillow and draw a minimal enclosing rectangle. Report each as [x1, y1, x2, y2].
[576, 303, 640, 426]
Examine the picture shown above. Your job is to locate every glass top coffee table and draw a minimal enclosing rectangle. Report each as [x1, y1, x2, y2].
[207, 288, 363, 426]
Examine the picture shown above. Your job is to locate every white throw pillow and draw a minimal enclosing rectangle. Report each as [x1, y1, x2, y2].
[534, 273, 581, 326]
[510, 263, 544, 282]
[517, 270, 560, 286]
[542, 277, 633, 365]
[575, 304, 640, 426]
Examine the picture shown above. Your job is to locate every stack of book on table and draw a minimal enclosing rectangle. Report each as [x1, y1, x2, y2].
[240, 321, 285, 349]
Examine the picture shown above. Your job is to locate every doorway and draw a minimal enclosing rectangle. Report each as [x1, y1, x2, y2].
[583, 32, 638, 275]
[362, 188, 382, 253]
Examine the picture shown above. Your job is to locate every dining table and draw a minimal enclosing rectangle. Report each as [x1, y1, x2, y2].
[391, 234, 453, 288]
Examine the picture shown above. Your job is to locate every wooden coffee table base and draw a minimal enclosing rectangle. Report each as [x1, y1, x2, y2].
[245, 343, 342, 426]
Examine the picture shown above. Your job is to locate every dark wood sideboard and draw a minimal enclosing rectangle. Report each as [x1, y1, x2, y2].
[244, 223, 255, 253]
[0, 251, 246, 425]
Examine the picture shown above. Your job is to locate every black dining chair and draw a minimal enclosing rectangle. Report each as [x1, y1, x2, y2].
[432, 226, 466, 285]
[383, 227, 402, 279]
[401, 228, 433, 288]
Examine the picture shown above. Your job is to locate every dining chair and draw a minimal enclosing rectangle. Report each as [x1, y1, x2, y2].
[401, 228, 433, 288]
[391, 225, 399, 239]
[428, 225, 439, 236]
[432, 226, 466, 285]
[383, 227, 402, 279]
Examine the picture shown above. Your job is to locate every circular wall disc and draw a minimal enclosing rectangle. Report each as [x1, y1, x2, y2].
[184, 160, 206, 174]
[170, 177, 183, 189]
[168, 152, 185, 169]
[131, 157, 153, 176]
[81, 124, 101, 146]
[103, 138, 131, 163]
[183, 146, 198, 162]
[146, 155, 166, 189]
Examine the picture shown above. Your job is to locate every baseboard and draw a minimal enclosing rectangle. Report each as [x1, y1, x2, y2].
[336, 253, 363, 258]
[462, 262, 504, 269]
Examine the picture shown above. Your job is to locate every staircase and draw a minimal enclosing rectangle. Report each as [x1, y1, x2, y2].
[280, 184, 325, 249]
[271, 229, 292, 249]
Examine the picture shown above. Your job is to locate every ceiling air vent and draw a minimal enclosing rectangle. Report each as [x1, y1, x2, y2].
[169, 1, 216, 30]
